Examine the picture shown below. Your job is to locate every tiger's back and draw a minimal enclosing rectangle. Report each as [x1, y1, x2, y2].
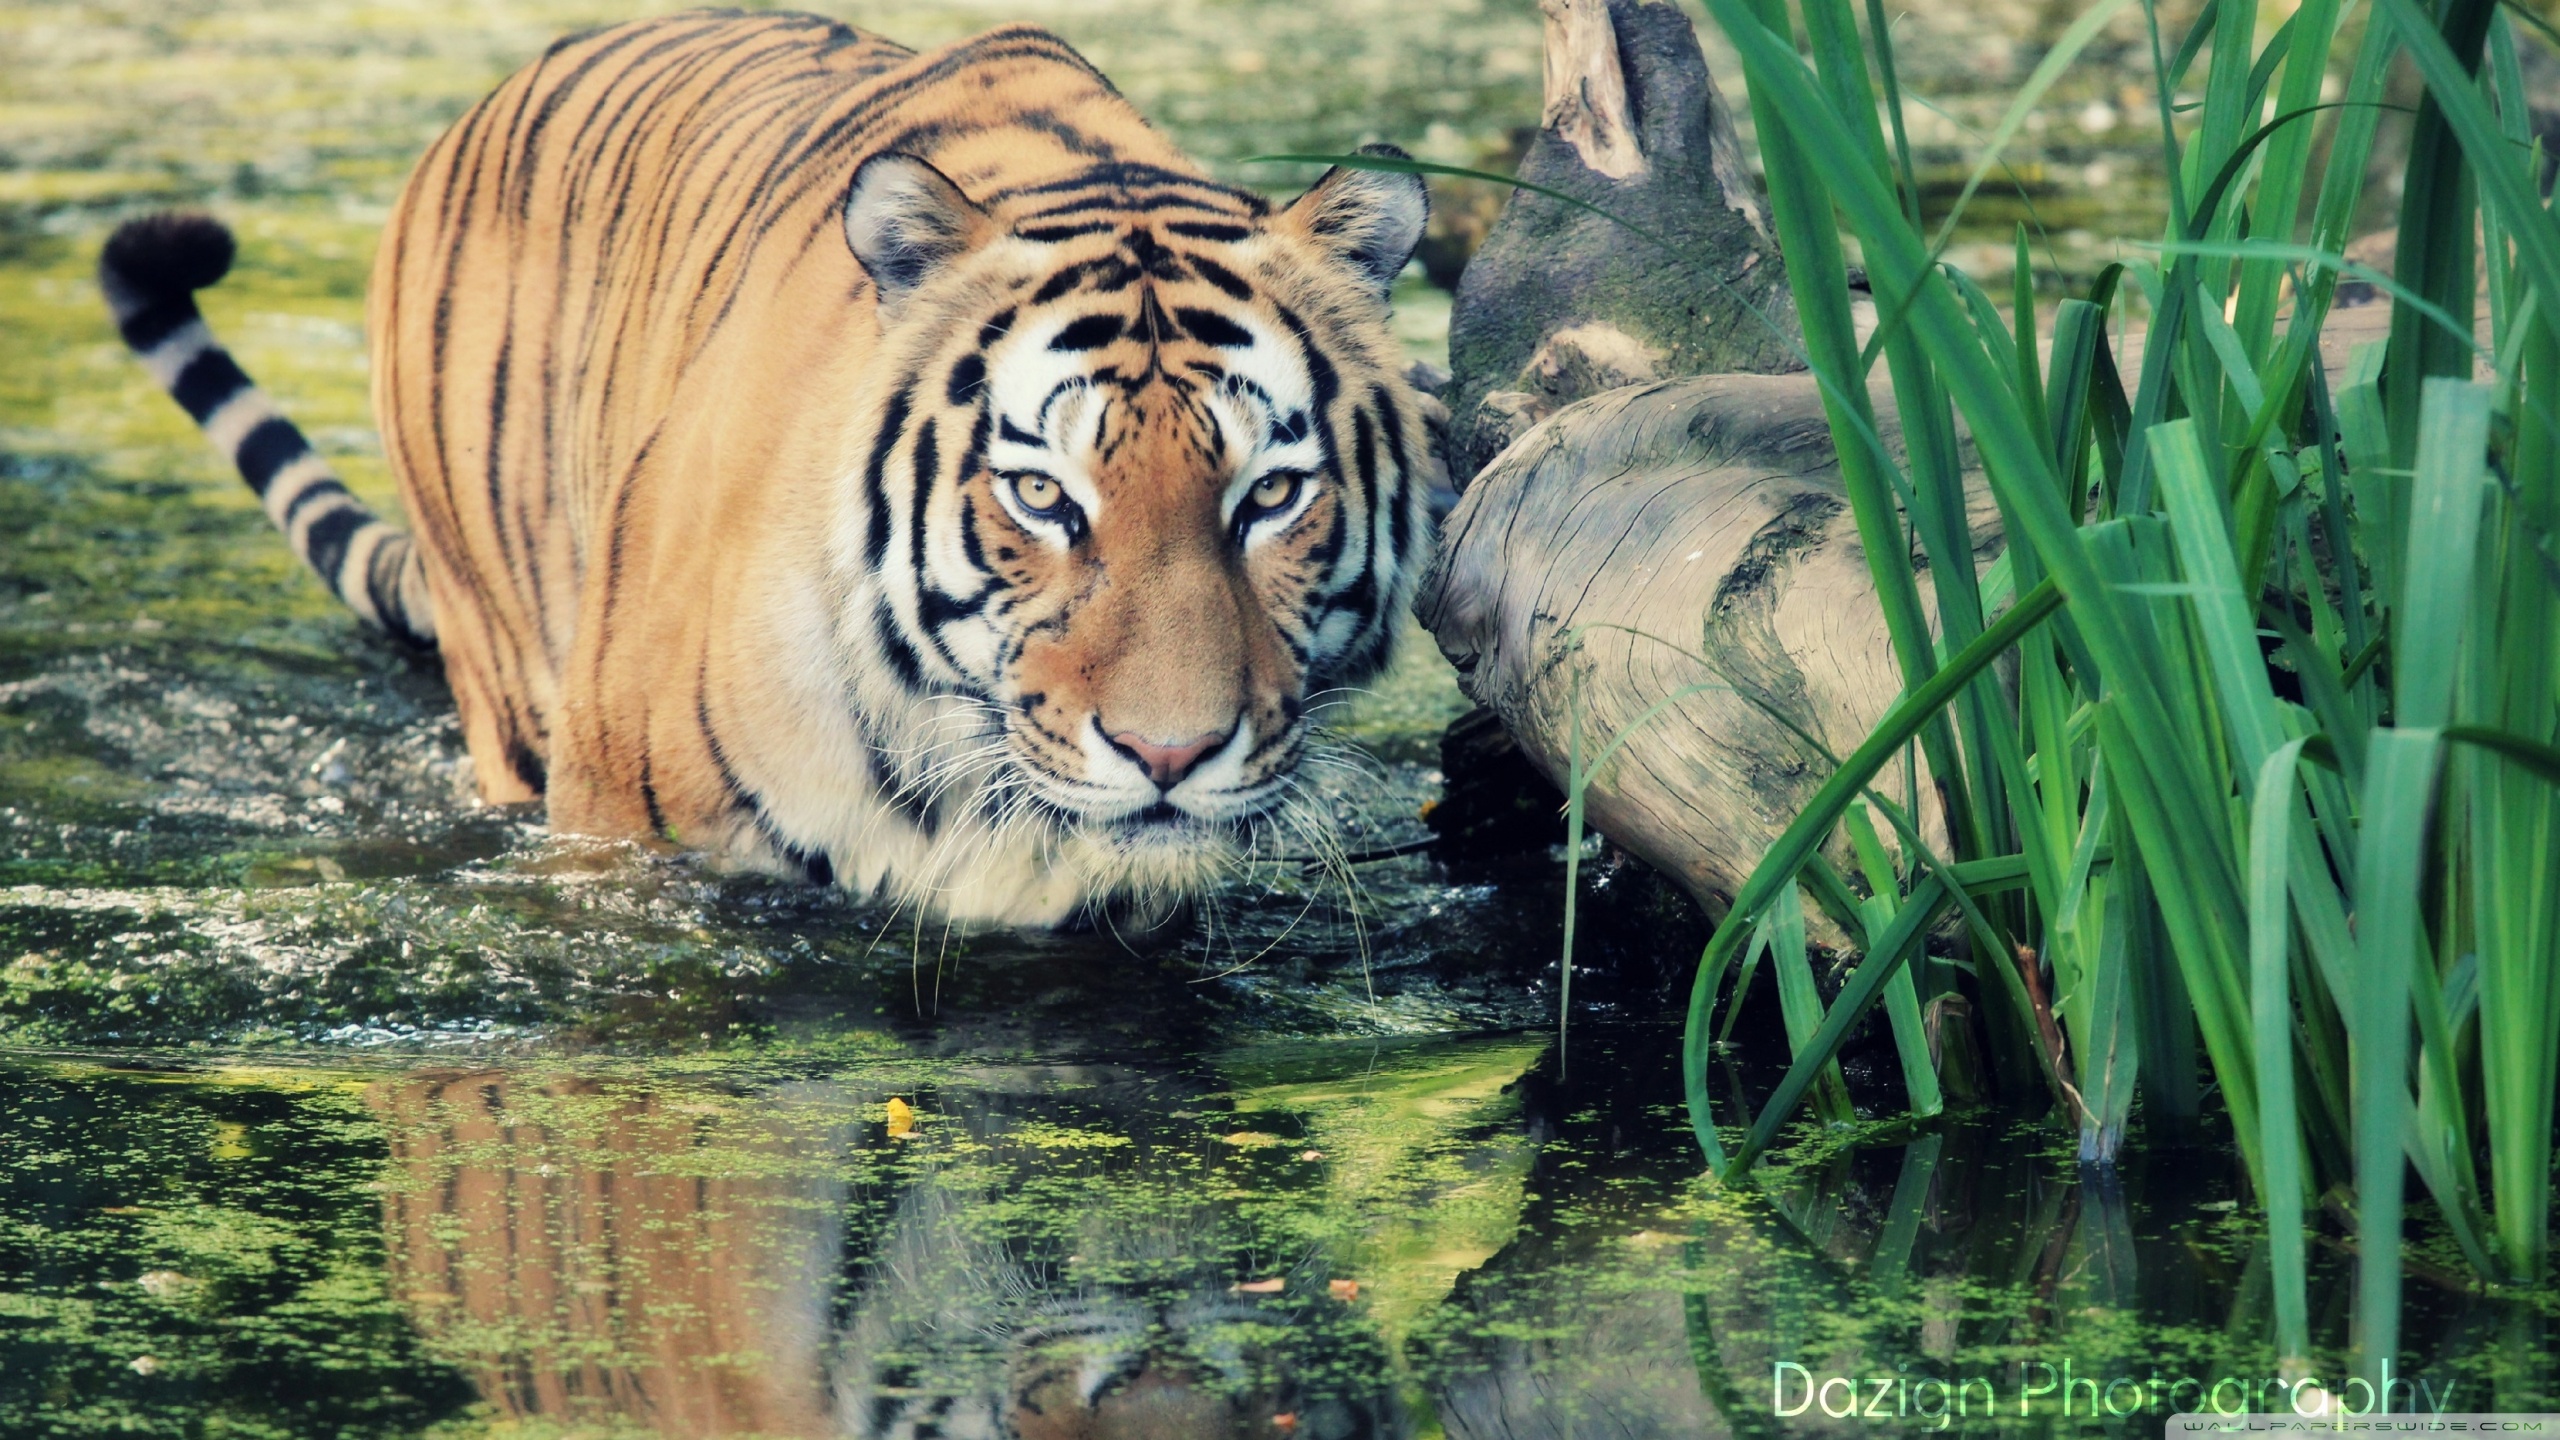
[107, 8, 1439, 925]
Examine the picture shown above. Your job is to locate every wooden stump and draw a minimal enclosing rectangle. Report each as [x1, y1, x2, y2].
[1442, 0, 1801, 482]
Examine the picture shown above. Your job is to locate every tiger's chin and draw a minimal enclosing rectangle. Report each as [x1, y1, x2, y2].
[1056, 805, 1253, 913]
[883, 789, 1270, 932]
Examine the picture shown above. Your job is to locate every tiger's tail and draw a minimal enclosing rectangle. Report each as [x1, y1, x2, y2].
[98, 212, 436, 646]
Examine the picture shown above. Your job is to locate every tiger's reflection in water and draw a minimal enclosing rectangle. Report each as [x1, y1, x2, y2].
[372, 1069, 1407, 1439]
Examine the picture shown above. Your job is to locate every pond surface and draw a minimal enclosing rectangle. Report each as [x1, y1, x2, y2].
[0, 0, 2551, 1434]
[5, 1027, 2555, 1438]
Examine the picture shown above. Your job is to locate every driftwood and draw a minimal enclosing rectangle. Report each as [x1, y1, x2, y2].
[1419, 303, 2396, 927]
[1442, 0, 1800, 481]
[1420, 375, 1994, 926]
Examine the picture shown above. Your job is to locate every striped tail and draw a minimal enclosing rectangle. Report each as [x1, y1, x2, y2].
[98, 212, 436, 646]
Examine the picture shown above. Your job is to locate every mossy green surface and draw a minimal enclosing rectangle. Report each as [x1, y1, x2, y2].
[7, 1030, 2550, 1438]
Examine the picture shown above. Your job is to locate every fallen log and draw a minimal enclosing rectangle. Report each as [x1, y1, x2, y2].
[1419, 374, 1989, 928]
[1416, 301, 2396, 928]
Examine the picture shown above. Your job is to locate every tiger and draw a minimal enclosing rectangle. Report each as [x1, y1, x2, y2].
[97, 8, 1439, 928]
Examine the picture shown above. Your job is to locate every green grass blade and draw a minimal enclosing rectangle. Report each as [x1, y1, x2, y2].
[1863, 0, 1924, 231]
[2445, 725, 2560, 785]
[2397, 380, 2494, 729]
[2249, 738, 2314, 1361]
[1767, 881, 1854, 1125]
[2015, 226, 2046, 439]
[2150, 418, 2289, 776]
[2233, 0, 2346, 355]
[1728, 875, 1959, 1174]
[1871, 1134, 1943, 1293]
[1847, 803, 1946, 1118]
[2380, 0, 2498, 459]
[2166, 0, 2220, 93]
[2046, 298, 2107, 492]
[2075, 864, 2141, 1164]
[2295, 19, 2401, 334]
[2351, 727, 2443, 1387]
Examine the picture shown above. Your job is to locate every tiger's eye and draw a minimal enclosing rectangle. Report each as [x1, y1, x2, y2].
[1009, 472, 1063, 513]
[1248, 472, 1301, 512]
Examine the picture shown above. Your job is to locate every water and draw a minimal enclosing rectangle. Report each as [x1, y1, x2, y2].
[5, 1030, 2553, 1437]
[0, 0, 2550, 1433]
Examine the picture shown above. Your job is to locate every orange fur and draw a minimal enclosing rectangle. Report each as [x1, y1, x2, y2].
[350, 10, 1437, 922]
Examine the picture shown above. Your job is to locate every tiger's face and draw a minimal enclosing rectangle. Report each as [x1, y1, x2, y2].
[833, 151, 1436, 901]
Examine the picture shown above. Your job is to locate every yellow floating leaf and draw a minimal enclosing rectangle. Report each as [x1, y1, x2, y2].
[1232, 1277, 1285, 1294]
[885, 1097, 916, 1138]
[1219, 1130, 1285, 1148]
[1327, 1278, 1360, 1301]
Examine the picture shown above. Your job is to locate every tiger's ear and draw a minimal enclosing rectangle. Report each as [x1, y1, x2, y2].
[842, 153, 994, 313]
[1274, 144, 1429, 302]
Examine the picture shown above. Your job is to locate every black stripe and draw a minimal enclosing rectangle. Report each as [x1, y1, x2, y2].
[1015, 192, 1148, 221]
[908, 416, 978, 676]
[991, 160, 1264, 208]
[1165, 221, 1250, 242]
[1017, 221, 1115, 243]
[1351, 408, 1380, 565]
[117, 298, 199, 353]
[1185, 254, 1254, 300]
[698, 663, 828, 871]
[485, 328, 516, 577]
[1010, 107, 1118, 161]
[1373, 382, 1416, 573]
[281, 477, 354, 529]
[1271, 307, 1345, 556]
[1031, 266, 1089, 304]
[232, 417, 309, 497]
[1174, 307, 1251, 348]
[300, 505, 369, 587]
[946, 352, 985, 405]
[862, 386, 913, 567]
[854, 716, 941, 838]
[364, 537, 428, 648]
[918, 585, 988, 626]
[170, 348, 251, 423]
[1049, 314, 1122, 351]
[640, 751, 668, 838]
[697, 650, 836, 882]
[504, 737, 547, 794]
[909, 415, 941, 568]
[874, 597, 926, 692]
[798, 847, 835, 887]
[955, 491, 999, 575]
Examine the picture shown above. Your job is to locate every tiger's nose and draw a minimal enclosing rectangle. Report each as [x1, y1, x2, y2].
[1110, 728, 1226, 789]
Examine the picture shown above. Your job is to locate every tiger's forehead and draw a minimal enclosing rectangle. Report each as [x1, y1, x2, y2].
[975, 228, 1323, 481]
[980, 318, 1321, 494]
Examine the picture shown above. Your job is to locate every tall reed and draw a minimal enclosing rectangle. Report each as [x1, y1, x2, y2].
[1673, 0, 2560, 1383]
